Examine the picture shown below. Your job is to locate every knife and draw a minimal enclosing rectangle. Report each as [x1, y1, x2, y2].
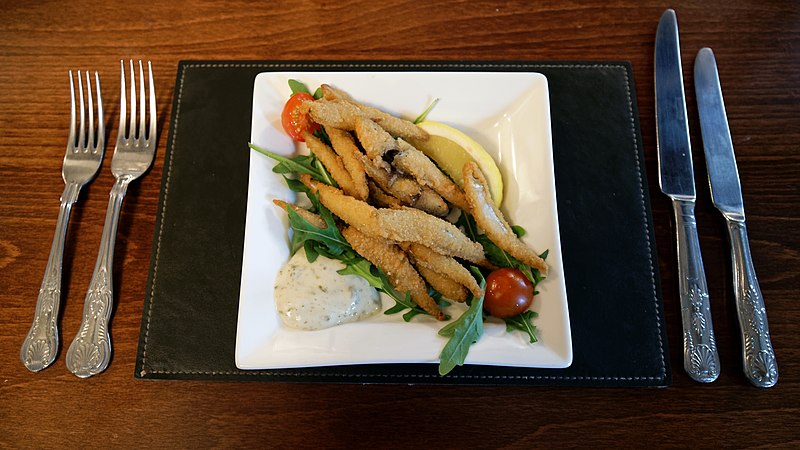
[694, 47, 778, 388]
[655, 9, 720, 383]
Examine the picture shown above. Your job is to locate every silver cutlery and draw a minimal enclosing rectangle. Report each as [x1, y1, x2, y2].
[65, 60, 157, 378]
[694, 47, 778, 388]
[655, 9, 720, 383]
[20, 71, 106, 372]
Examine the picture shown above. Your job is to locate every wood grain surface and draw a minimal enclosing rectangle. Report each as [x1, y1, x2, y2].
[1, 0, 798, 447]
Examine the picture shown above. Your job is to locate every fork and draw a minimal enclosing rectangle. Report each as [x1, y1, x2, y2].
[20, 71, 105, 372]
[65, 60, 157, 378]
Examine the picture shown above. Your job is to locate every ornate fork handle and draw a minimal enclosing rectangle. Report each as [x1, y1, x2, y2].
[20, 182, 81, 371]
[673, 199, 720, 382]
[726, 220, 777, 388]
[66, 178, 130, 377]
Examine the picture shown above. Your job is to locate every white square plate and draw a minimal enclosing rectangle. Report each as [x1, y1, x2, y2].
[236, 71, 572, 370]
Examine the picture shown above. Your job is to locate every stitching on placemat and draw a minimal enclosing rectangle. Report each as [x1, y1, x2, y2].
[622, 70, 667, 380]
[142, 62, 666, 382]
[140, 64, 187, 375]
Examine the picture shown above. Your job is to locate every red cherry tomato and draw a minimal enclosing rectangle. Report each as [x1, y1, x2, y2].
[281, 92, 319, 142]
[483, 268, 534, 318]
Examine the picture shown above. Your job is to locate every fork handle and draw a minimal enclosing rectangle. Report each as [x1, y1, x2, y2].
[66, 178, 129, 377]
[20, 182, 81, 372]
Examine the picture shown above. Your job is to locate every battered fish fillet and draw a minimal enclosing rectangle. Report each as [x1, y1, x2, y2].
[319, 84, 429, 142]
[368, 181, 403, 208]
[376, 207, 485, 264]
[325, 127, 369, 201]
[359, 153, 420, 204]
[306, 99, 362, 131]
[320, 84, 354, 102]
[415, 265, 468, 303]
[360, 153, 449, 217]
[463, 162, 548, 274]
[273, 199, 326, 229]
[302, 176, 485, 264]
[404, 242, 484, 298]
[342, 226, 444, 320]
[302, 131, 356, 196]
[415, 186, 450, 217]
[354, 116, 398, 170]
[300, 175, 378, 232]
[393, 138, 469, 211]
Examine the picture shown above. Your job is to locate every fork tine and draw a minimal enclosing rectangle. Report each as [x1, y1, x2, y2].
[86, 71, 94, 150]
[77, 71, 86, 151]
[138, 60, 146, 143]
[94, 71, 104, 153]
[118, 60, 127, 140]
[68, 70, 77, 151]
[129, 60, 136, 140]
[148, 61, 156, 142]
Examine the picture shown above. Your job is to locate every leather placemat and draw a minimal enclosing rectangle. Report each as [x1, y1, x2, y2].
[135, 61, 671, 386]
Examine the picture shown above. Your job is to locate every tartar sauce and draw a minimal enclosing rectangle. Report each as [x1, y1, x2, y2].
[274, 249, 381, 330]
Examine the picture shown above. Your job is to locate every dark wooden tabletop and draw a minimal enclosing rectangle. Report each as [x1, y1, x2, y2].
[1, 0, 798, 447]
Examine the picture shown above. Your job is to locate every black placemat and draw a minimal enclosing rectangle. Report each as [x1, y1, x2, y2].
[135, 61, 670, 386]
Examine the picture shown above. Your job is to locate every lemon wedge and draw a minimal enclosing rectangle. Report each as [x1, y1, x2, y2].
[412, 121, 503, 206]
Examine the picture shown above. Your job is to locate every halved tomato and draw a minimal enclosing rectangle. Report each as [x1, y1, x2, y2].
[281, 92, 320, 142]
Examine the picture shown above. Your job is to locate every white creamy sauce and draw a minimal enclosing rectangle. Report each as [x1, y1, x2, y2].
[274, 249, 381, 330]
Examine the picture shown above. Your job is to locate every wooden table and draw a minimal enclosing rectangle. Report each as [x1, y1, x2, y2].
[2, 0, 798, 446]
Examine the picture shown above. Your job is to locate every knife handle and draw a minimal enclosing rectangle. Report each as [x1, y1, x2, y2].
[725, 219, 777, 387]
[673, 199, 720, 382]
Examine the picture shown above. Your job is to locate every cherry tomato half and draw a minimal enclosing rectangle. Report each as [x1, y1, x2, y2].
[483, 268, 534, 318]
[281, 92, 320, 142]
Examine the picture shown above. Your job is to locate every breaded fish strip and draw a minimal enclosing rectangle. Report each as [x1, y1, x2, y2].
[415, 186, 450, 217]
[354, 116, 398, 170]
[302, 131, 356, 197]
[376, 207, 485, 264]
[320, 84, 354, 101]
[342, 226, 444, 320]
[360, 154, 448, 216]
[326, 127, 369, 201]
[415, 265, 468, 303]
[368, 181, 403, 209]
[302, 176, 485, 264]
[306, 99, 361, 131]
[404, 242, 484, 298]
[300, 175, 378, 232]
[393, 138, 469, 211]
[359, 153, 420, 204]
[273, 199, 326, 229]
[319, 85, 429, 142]
[463, 162, 548, 274]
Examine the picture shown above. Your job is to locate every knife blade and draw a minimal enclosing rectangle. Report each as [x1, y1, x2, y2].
[655, 9, 720, 383]
[695, 47, 778, 388]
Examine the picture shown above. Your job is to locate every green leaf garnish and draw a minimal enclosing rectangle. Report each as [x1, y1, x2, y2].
[249, 143, 317, 176]
[249, 142, 338, 188]
[413, 98, 440, 124]
[438, 295, 484, 375]
[437, 268, 486, 375]
[285, 207, 349, 257]
[288, 79, 311, 95]
[503, 310, 539, 343]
